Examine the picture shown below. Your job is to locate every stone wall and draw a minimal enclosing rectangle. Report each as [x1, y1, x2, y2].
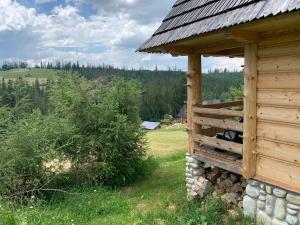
[186, 154, 300, 225]
[186, 153, 207, 200]
[244, 180, 300, 225]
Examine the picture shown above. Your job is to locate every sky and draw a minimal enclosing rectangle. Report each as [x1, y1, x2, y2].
[0, 0, 244, 71]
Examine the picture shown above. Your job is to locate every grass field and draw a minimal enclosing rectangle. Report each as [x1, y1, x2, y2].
[146, 126, 188, 156]
[0, 127, 256, 225]
[0, 68, 62, 84]
[0, 68, 59, 79]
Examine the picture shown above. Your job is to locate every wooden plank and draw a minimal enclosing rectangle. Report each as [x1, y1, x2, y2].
[257, 72, 300, 89]
[257, 138, 300, 164]
[258, 40, 300, 58]
[194, 148, 242, 175]
[258, 55, 300, 72]
[257, 121, 300, 146]
[193, 117, 243, 132]
[194, 134, 243, 154]
[187, 53, 202, 154]
[256, 156, 300, 194]
[257, 105, 300, 125]
[203, 100, 243, 109]
[257, 89, 300, 107]
[259, 31, 300, 47]
[193, 107, 243, 117]
[243, 43, 258, 179]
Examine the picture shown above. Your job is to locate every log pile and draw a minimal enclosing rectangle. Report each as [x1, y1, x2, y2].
[206, 167, 246, 208]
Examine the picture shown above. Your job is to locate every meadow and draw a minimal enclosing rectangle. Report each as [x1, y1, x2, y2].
[0, 68, 58, 79]
[0, 127, 256, 225]
[0, 68, 57, 85]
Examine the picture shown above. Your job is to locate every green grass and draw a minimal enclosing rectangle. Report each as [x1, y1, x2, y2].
[146, 126, 188, 156]
[0, 127, 257, 225]
[0, 68, 59, 79]
[0, 68, 64, 84]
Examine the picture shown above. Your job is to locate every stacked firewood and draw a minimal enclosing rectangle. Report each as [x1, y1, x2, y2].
[206, 167, 247, 208]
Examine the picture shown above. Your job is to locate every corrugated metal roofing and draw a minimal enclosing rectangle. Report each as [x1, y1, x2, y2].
[142, 121, 161, 130]
[138, 0, 300, 52]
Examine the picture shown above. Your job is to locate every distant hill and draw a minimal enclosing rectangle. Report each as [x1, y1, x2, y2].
[0, 67, 243, 120]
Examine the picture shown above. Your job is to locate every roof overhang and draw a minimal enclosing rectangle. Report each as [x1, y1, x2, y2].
[139, 11, 300, 58]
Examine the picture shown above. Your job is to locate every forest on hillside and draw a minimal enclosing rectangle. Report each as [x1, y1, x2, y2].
[0, 63, 243, 121]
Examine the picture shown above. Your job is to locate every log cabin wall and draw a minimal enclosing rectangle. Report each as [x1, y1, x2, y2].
[255, 31, 300, 193]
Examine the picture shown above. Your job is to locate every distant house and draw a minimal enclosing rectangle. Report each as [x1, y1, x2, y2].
[142, 121, 161, 130]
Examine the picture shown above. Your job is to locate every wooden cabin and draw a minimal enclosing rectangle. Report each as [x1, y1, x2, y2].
[138, 0, 300, 200]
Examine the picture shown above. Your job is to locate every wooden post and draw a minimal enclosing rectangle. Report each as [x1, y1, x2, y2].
[187, 53, 202, 154]
[243, 43, 258, 179]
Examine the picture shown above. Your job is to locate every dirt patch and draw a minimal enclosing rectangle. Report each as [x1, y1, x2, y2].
[168, 203, 176, 211]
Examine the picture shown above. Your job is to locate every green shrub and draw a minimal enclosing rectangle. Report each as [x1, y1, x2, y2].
[0, 111, 76, 200]
[0, 107, 12, 139]
[49, 74, 146, 186]
[0, 74, 146, 200]
[230, 85, 243, 101]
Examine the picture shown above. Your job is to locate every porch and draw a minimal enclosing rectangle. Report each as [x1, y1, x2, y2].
[192, 100, 244, 175]
[186, 42, 256, 180]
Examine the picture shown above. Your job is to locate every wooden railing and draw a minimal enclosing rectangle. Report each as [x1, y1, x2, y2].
[193, 117, 243, 132]
[193, 100, 244, 155]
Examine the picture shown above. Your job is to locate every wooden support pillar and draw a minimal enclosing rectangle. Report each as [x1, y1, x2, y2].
[187, 53, 202, 154]
[243, 43, 258, 179]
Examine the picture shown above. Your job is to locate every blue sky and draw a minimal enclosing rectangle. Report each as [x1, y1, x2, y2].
[0, 0, 243, 71]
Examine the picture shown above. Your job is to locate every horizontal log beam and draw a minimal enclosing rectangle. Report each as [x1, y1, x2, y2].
[193, 107, 244, 117]
[193, 148, 242, 175]
[203, 100, 243, 109]
[194, 134, 243, 155]
[193, 116, 243, 132]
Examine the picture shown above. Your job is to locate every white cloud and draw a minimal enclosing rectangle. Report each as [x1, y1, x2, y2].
[35, 0, 56, 4]
[0, 0, 37, 31]
[0, 0, 244, 71]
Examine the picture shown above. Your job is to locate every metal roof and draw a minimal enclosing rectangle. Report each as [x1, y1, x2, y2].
[138, 0, 300, 52]
[142, 121, 161, 130]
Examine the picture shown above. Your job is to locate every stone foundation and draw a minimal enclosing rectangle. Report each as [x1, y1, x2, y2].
[186, 154, 300, 225]
[186, 153, 246, 206]
[244, 180, 300, 225]
[186, 153, 207, 200]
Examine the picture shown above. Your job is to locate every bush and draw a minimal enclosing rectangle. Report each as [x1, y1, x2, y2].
[0, 74, 146, 200]
[49, 74, 146, 186]
[230, 85, 243, 101]
[0, 111, 76, 200]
